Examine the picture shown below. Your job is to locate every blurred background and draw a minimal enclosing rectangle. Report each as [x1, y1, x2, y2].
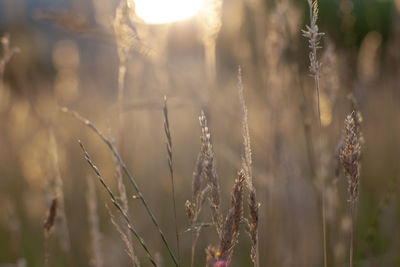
[0, 0, 399, 266]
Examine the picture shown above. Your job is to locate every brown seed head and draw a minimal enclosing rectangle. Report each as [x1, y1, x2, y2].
[340, 111, 361, 203]
[44, 198, 58, 237]
[218, 170, 245, 262]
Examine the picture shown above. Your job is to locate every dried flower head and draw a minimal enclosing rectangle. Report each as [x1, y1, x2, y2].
[302, 0, 325, 77]
[44, 198, 58, 237]
[340, 111, 362, 203]
[217, 171, 245, 262]
[200, 111, 223, 237]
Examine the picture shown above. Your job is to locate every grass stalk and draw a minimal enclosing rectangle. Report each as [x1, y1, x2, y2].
[206, 171, 245, 266]
[163, 96, 181, 263]
[339, 111, 362, 267]
[79, 141, 157, 267]
[108, 127, 138, 265]
[113, 2, 136, 262]
[200, 111, 223, 238]
[295, 67, 316, 179]
[49, 132, 73, 266]
[237, 66, 259, 267]
[61, 107, 178, 266]
[185, 112, 210, 267]
[302, 1, 326, 265]
[349, 203, 354, 267]
[43, 198, 58, 267]
[86, 175, 104, 267]
[217, 171, 245, 263]
[106, 205, 140, 267]
[189, 152, 204, 267]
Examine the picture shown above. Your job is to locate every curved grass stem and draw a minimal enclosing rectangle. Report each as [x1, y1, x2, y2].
[61, 107, 179, 266]
[79, 141, 156, 266]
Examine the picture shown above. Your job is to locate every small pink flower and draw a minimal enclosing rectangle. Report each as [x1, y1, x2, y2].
[214, 260, 230, 267]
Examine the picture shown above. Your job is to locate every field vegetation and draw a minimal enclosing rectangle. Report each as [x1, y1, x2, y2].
[0, 0, 399, 266]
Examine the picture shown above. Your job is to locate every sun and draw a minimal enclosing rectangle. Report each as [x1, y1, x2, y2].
[134, 0, 206, 24]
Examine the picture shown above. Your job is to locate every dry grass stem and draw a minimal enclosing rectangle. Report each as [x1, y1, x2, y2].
[87, 175, 104, 267]
[79, 141, 157, 266]
[49, 132, 72, 263]
[109, 128, 135, 264]
[237, 66, 259, 266]
[339, 110, 362, 267]
[302, 1, 327, 266]
[61, 107, 178, 266]
[217, 170, 245, 263]
[113, 2, 135, 255]
[302, 0, 325, 130]
[200, 111, 223, 238]
[185, 112, 211, 266]
[43, 198, 58, 267]
[247, 189, 259, 265]
[192, 151, 205, 211]
[106, 205, 140, 267]
[113, 0, 128, 152]
[163, 96, 181, 262]
[1, 1, 397, 266]
[237, 67, 252, 184]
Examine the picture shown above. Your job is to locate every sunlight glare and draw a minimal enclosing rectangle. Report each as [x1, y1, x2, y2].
[134, 0, 206, 24]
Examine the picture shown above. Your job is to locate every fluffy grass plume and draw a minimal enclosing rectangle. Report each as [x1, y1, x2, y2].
[185, 111, 213, 267]
[206, 171, 245, 266]
[218, 170, 245, 262]
[200, 111, 223, 238]
[237, 66, 259, 266]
